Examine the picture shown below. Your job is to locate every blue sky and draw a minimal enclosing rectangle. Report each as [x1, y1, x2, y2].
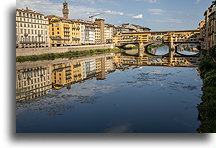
[16, 0, 211, 31]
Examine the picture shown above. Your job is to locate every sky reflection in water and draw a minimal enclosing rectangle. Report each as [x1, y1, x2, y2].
[16, 66, 202, 133]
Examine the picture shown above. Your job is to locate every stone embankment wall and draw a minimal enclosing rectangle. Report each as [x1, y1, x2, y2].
[16, 44, 114, 57]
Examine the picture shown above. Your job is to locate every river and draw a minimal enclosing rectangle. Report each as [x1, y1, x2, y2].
[16, 52, 202, 133]
[150, 45, 199, 56]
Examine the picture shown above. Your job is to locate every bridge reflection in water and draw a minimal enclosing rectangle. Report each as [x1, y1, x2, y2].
[16, 48, 200, 101]
[120, 56, 199, 67]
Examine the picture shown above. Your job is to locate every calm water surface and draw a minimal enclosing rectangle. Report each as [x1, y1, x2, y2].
[153, 46, 198, 56]
[16, 66, 202, 133]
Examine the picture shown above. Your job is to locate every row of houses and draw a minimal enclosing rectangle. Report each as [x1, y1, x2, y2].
[16, 54, 116, 101]
[199, 1, 216, 50]
[16, 2, 150, 48]
[15, 7, 114, 48]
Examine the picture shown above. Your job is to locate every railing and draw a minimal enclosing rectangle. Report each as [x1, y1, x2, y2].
[19, 41, 46, 44]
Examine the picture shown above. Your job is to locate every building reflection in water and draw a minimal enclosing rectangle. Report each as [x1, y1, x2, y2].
[16, 53, 117, 101]
[16, 51, 198, 101]
[16, 62, 52, 101]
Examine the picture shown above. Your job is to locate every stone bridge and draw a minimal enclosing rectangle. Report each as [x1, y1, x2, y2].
[114, 29, 200, 59]
[115, 35, 201, 67]
[116, 37, 200, 59]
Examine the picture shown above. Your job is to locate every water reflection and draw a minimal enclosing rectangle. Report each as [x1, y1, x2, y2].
[16, 65, 202, 133]
[16, 53, 202, 133]
[149, 45, 198, 56]
[177, 45, 199, 55]
[16, 54, 115, 101]
[150, 45, 169, 55]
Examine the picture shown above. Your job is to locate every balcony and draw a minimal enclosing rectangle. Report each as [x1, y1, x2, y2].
[19, 41, 46, 44]
[63, 38, 70, 40]
[72, 37, 80, 41]
[50, 36, 62, 40]
[64, 30, 70, 33]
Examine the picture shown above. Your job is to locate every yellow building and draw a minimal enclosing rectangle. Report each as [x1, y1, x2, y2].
[113, 34, 123, 46]
[95, 58, 102, 73]
[71, 61, 83, 82]
[199, 20, 206, 50]
[52, 63, 73, 88]
[52, 61, 83, 89]
[47, 15, 81, 47]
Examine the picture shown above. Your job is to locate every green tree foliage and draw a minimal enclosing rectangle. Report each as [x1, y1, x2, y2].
[16, 48, 121, 62]
[198, 46, 216, 133]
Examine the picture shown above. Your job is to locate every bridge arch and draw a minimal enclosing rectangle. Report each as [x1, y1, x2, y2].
[174, 43, 200, 57]
[144, 43, 169, 57]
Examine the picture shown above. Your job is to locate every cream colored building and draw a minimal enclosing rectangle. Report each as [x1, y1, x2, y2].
[16, 63, 52, 101]
[104, 24, 114, 43]
[95, 26, 101, 44]
[204, 1, 216, 50]
[16, 8, 50, 48]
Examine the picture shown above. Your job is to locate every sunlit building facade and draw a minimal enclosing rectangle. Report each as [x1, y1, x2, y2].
[16, 8, 50, 48]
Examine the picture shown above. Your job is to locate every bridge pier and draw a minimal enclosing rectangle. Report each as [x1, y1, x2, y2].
[168, 36, 176, 64]
[138, 42, 144, 57]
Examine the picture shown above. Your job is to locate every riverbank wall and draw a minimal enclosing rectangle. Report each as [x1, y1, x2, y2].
[16, 44, 114, 57]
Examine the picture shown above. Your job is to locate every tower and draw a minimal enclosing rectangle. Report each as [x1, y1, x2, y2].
[62, 1, 69, 19]
[95, 19, 105, 44]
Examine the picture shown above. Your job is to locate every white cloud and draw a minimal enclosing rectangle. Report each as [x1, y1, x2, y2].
[136, 0, 159, 4]
[16, 0, 142, 22]
[16, 0, 62, 16]
[148, 9, 165, 15]
[104, 10, 124, 16]
[132, 14, 143, 19]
